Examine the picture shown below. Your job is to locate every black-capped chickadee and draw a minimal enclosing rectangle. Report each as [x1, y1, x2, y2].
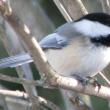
[0, 13, 110, 79]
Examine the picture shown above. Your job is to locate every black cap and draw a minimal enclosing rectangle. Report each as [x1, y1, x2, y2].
[76, 13, 110, 27]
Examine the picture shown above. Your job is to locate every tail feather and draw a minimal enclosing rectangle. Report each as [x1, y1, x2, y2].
[0, 53, 33, 68]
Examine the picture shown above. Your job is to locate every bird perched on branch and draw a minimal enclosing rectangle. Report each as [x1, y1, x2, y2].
[0, 13, 110, 81]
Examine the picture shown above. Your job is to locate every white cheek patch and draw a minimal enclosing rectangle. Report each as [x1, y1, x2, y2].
[73, 19, 110, 38]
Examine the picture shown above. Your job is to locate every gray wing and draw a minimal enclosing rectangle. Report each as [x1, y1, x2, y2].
[0, 33, 68, 69]
[39, 33, 68, 49]
[0, 22, 78, 69]
[40, 22, 80, 49]
[0, 33, 68, 68]
[0, 53, 33, 68]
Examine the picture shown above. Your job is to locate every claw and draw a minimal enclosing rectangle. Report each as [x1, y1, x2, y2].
[86, 76, 101, 91]
[72, 74, 101, 91]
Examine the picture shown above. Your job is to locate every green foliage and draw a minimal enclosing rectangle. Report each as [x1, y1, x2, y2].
[91, 96, 109, 110]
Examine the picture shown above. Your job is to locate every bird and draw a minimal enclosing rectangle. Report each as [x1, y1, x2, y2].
[0, 13, 110, 80]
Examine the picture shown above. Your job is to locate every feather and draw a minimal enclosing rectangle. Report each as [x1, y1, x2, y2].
[39, 33, 68, 49]
[0, 53, 33, 68]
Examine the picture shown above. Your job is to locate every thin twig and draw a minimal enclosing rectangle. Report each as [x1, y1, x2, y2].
[99, 72, 110, 85]
[32, 97, 61, 110]
[53, 0, 73, 22]
[55, 0, 88, 20]
[75, 0, 88, 14]
[100, 0, 110, 14]
[0, 74, 43, 86]
[0, 89, 61, 110]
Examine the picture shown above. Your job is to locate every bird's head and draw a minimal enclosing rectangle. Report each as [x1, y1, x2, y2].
[74, 13, 110, 47]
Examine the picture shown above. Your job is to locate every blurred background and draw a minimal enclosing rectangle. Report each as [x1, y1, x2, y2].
[0, 0, 109, 110]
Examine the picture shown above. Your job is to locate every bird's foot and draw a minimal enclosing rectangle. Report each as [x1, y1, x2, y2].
[86, 76, 101, 89]
[72, 74, 101, 90]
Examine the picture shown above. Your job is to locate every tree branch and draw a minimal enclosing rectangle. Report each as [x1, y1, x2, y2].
[0, 74, 43, 86]
[53, 0, 88, 20]
[0, 89, 61, 110]
[100, 0, 110, 14]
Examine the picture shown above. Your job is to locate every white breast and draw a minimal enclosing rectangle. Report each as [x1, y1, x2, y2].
[45, 38, 110, 78]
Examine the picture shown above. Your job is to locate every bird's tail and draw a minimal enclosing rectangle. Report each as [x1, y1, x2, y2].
[0, 53, 33, 69]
